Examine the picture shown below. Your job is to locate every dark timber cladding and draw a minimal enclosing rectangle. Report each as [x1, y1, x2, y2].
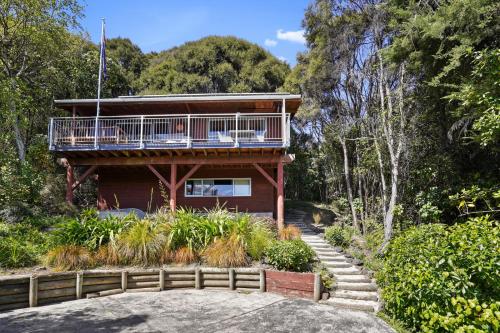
[53, 93, 301, 229]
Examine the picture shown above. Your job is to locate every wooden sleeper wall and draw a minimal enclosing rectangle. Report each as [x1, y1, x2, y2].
[0, 268, 320, 313]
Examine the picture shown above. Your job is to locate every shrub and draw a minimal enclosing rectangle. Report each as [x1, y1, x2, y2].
[45, 245, 93, 271]
[203, 233, 248, 267]
[0, 222, 49, 268]
[266, 239, 315, 272]
[278, 225, 301, 240]
[52, 209, 132, 250]
[247, 222, 274, 260]
[115, 219, 166, 265]
[324, 225, 352, 248]
[377, 216, 500, 332]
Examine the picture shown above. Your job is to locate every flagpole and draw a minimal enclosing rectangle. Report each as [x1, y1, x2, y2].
[94, 18, 105, 149]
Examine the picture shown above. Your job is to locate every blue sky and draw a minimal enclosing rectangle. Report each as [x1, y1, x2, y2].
[80, 0, 311, 66]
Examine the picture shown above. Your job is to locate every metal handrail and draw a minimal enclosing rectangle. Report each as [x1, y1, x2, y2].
[49, 113, 291, 150]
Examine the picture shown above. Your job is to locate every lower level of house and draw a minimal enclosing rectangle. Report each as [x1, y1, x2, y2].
[96, 166, 277, 216]
[63, 152, 292, 228]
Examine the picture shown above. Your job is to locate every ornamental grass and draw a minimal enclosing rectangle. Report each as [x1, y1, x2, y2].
[202, 233, 248, 267]
[45, 245, 94, 271]
[278, 225, 301, 240]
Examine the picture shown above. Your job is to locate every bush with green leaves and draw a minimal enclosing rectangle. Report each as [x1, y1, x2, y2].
[0, 222, 50, 268]
[324, 225, 354, 248]
[377, 216, 500, 332]
[52, 209, 134, 251]
[266, 239, 315, 272]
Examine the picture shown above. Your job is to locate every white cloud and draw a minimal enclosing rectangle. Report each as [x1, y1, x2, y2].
[264, 39, 277, 47]
[278, 56, 287, 63]
[276, 29, 306, 44]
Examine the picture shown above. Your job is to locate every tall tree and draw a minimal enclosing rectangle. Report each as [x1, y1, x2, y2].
[0, 0, 82, 161]
[136, 36, 290, 94]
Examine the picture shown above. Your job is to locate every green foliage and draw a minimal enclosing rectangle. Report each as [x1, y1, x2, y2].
[52, 209, 133, 251]
[136, 36, 290, 94]
[0, 221, 50, 268]
[324, 225, 353, 248]
[377, 216, 500, 332]
[266, 239, 315, 272]
[115, 219, 167, 266]
[449, 185, 499, 217]
[246, 222, 275, 261]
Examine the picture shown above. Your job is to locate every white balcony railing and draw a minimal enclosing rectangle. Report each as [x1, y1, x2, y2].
[48, 113, 291, 151]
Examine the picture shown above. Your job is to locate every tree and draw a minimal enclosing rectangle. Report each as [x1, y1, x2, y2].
[136, 36, 290, 94]
[107, 37, 147, 95]
[0, 0, 82, 161]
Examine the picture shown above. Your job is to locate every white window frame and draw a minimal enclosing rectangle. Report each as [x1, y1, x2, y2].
[184, 178, 252, 197]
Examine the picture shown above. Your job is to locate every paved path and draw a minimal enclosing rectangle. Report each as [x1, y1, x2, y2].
[286, 210, 380, 312]
[0, 289, 393, 332]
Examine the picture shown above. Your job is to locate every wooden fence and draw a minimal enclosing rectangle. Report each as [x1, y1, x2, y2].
[0, 268, 320, 312]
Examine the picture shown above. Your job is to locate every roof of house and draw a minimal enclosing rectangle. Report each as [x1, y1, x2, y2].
[54, 93, 301, 106]
[54, 93, 302, 115]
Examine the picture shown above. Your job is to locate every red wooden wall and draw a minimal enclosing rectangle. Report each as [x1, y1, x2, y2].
[97, 166, 276, 215]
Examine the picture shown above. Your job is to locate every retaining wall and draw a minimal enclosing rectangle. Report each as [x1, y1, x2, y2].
[0, 268, 320, 312]
[265, 270, 321, 300]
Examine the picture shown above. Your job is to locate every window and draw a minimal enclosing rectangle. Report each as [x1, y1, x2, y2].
[185, 178, 251, 197]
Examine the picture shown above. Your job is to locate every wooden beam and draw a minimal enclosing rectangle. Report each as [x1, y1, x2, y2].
[253, 163, 277, 189]
[175, 164, 202, 191]
[70, 154, 295, 166]
[66, 162, 74, 204]
[277, 161, 284, 230]
[72, 166, 97, 191]
[170, 164, 177, 212]
[147, 165, 171, 189]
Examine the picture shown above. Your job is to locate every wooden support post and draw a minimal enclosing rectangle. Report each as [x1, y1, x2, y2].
[147, 165, 171, 189]
[121, 271, 128, 291]
[72, 166, 97, 191]
[175, 164, 201, 191]
[195, 267, 201, 289]
[229, 269, 235, 290]
[277, 160, 284, 230]
[76, 272, 83, 299]
[259, 269, 266, 292]
[170, 164, 177, 212]
[29, 276, 38, 307]
[66, 162, 74, 204]
[313, 273, 322, 302]
[159, 270, 165, 291]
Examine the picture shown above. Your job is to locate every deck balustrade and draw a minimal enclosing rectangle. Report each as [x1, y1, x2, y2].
[49, 113, 290, 151]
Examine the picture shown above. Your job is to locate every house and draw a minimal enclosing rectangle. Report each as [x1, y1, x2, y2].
[49, 93, 301, 228]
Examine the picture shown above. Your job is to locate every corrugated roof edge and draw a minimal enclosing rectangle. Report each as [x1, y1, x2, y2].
[54, 93, 301, 105]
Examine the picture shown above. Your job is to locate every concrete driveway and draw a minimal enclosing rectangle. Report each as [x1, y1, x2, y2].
[0, 290, 394, 332]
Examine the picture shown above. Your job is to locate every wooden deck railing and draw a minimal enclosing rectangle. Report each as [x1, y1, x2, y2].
[48, 113, 290, 151]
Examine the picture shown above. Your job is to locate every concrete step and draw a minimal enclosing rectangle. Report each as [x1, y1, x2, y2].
[325, 298, 378, 312]
[317, 256, 346, 262]
[333, 290, 378, 302]
[324, 262, 352, 269]
[337, 282, 378, 292]
[309, 244, 331, 249]
[335, 275, 372, 283]
[328, 267, 362, 275]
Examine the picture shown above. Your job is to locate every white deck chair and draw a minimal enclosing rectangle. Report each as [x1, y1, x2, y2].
[256, 130, 266, 142]
[217, 131, 234, 143]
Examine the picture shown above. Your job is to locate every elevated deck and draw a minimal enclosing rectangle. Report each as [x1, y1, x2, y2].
[49, 113, 290, 152]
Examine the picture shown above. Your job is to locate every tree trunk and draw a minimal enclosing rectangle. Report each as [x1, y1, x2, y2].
[374, 139, 387, 220]
[340, 137, 358, 230]
[9, 79, 26, 161]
